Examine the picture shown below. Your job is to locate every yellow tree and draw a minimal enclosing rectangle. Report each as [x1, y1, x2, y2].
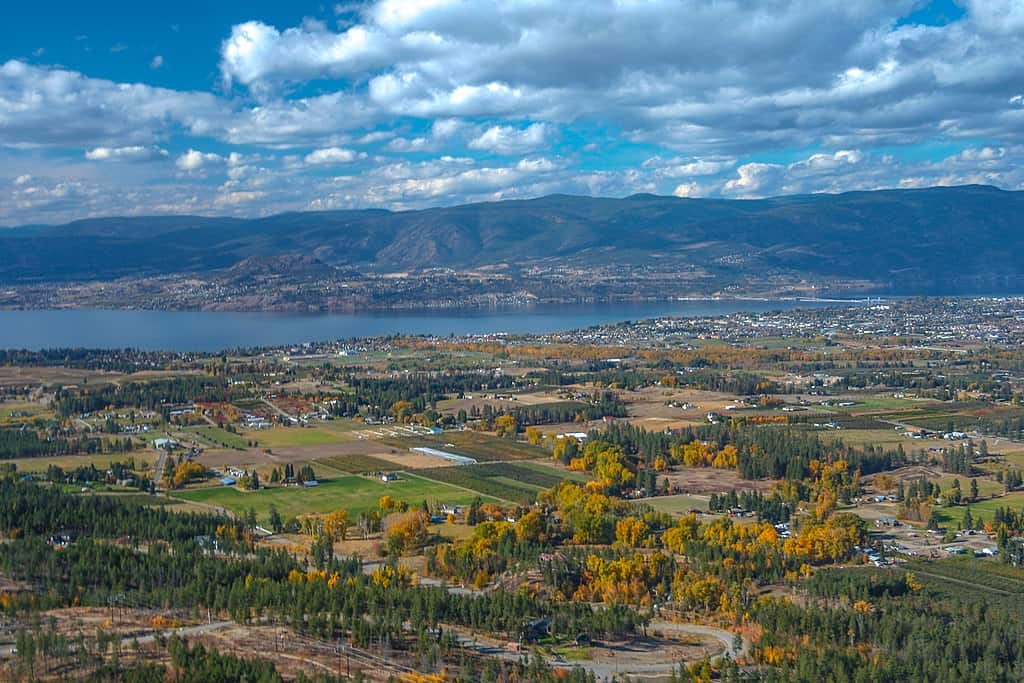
[494, 414, 518, 439]
[322, 509, 349, 540]
[391, 400, 414, 423]
[525, 427, 543, 445]
[615, 517, 650, 547]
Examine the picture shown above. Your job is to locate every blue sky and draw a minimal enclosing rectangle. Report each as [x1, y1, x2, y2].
[1, 0, 1023, 225]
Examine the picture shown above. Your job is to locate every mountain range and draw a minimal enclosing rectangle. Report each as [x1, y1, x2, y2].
[2, 185, 1022, 295]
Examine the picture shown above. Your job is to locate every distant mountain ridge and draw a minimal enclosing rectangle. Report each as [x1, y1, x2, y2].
[2, 185, 1023, 294]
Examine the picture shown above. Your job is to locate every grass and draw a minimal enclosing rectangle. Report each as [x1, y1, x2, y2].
[514, 460, 591, 483]
[821, 428, 908, 449]
[318, 454, 403, 473]
[171, 474, 499, 520]
[634, 493, 710, 515]
[242, 426, 347, 448]
[185, 425, 249, 450]
[931, 474, 1005, 498]
[906, 557, 1024, 607]
[0, 400, 55, 424]
[414, 465, 545, 504]
[839, 396, 941, 411]
[373, 431, 547, 462]
[550, 645, 593, 661]
[6, 452, 158, 473]
[930, 491, 1024, 526]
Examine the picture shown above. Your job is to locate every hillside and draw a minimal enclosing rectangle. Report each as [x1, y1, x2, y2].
[1, 185, 1022, 294]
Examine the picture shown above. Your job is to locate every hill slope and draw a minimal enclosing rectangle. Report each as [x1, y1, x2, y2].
[1, 185, 1022, 294]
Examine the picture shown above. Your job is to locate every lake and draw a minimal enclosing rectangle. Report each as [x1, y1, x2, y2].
[0, 299, 863, 352]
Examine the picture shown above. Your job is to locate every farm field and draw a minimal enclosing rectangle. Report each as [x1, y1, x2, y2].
[819, 428, 909, 449]
[373, 431, 547, 462]
[195, 439, 398, 469]
[0, 400, 56, 424]
[317, 454, 403, 473]
[906, 557, 1024, 605]
[0, 366, 123, 388]
[634, 493, 710, 515]
[930, 491, 1024, 527]
[414, 462, 569, 503]
[183, 425, 249, 449]
[436, 389, 567, 415]
[664, 466, 776, 494]
[172, 474, 499, 520]
[241, 425, 350, 448]
[513, 460, 589, 483]
[827, 395, 942, 412]
[6, 452, 158, 473]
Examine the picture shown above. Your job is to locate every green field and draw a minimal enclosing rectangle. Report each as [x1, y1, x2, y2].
[931, 491, 1024, 526]
[514, 461, 590, 483]
[318, 454, 403, 473]
[907, 557, 1024, 606]
[6, 452, 158, 473]
[634, 493, 710, 515]
[0, 401, 55, 424]
[242, 426, 348, 448]
[932, 474, 1005, 498]
[172, 474, 498, 520]
[836, 396, 941, 412]
[185, 425, 249, 449]
[414, 462, 568, 503]
[374, 431, 547, 462]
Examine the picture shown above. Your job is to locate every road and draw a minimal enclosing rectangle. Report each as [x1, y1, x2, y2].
[131, 620, 235, 646]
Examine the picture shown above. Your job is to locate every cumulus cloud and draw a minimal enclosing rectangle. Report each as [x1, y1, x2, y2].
[304, 147, 361, 165]
[0, 60, 225, 149]
[723, 163, 786, 197]
[85, 146, 167, 162]
[468, 123, 550, 154]
[672, 182, 702, 198]
[176, 149, 224, 171]
[3, 1, 1024, 224]
[643, 156, 736, 178]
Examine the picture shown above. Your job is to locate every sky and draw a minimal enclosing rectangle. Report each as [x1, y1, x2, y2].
[1, 0, 1023, 225]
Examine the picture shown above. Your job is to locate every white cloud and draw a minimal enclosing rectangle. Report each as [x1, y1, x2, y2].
[0, 60, 225, 148]
[304, 147, 361, 165]
[644, 156, 736, 178]
[85, 145, 167, 162]
[672, 182, 702, 198]
[723, 163, 785, 197]
[150, 55, 164, 69]
[386, 137, 432, 152]
[176, 149, 224, 171]
[468, 123, 550, 154]
[4, 2, 1024, 224]
[215, 190, 266, 206]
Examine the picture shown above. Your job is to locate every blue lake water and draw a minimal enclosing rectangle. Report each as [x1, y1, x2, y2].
[0, 299, 863, 352]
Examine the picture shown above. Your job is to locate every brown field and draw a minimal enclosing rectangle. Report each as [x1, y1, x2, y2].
[663, 466, 777, 495]
[621, 386, 746, 430]
[197, 440, 397, 468]
[6, 452, 158, 472]
[354, 449, 462, 469]
[437, 389, 570, 414]
[117, 369, 204, 383]
[0, 366, 123, 388]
